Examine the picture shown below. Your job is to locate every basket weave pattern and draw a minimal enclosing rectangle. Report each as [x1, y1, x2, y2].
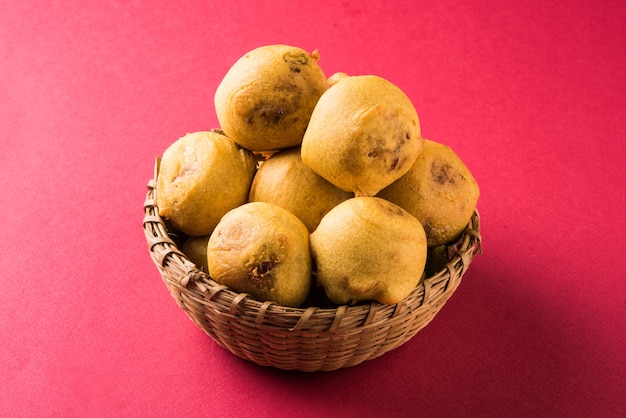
[143, 179, 482, 372]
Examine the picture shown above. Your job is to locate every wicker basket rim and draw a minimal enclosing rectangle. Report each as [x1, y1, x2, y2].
[143, 178, 482, 318]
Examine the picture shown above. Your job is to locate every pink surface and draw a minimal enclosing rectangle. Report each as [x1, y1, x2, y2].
[1, 0, 624, 416]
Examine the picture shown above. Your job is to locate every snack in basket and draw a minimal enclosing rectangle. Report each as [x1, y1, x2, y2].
[301, 74, 423, 197]
[156, 130, 257, 236]
[377, 139, 480, 247]
[310, 196, 427, 305]
[145, 43, 483, 372]
[214, 44, 328, 152]
[182, 235, 210, 272]
[207, 201, 312, 307]
[248, 146, 353, 232]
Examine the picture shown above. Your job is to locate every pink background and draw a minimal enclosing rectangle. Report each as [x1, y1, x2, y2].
[1, 0, 624, 416]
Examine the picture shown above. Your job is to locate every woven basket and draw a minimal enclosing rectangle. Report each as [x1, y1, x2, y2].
[143, 177, 482, 372]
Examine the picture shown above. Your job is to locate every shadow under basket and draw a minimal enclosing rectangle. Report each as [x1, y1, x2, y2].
[143, 178, 482, 372]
